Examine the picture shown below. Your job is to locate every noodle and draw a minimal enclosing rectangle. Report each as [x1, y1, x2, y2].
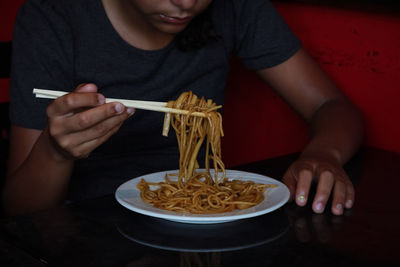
[137, 91, 276, 214]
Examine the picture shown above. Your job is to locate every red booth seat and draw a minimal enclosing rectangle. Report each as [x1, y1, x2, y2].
[0, 0, 24, 103]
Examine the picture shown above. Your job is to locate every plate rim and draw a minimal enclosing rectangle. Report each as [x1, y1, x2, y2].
[115, 169, 290, 224]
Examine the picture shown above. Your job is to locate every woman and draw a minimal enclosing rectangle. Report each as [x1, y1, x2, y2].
[3, 0, 363, 216]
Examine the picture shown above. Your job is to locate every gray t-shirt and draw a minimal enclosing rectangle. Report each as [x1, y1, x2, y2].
[10, 0, 301, 201]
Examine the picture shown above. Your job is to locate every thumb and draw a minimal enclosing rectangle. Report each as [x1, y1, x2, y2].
[282, 169, 297, 202]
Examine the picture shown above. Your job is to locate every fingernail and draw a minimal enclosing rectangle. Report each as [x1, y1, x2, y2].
[336, 203, 343, 212]
[297, 195, 306, 204]
[345, 200, 353, 208]
[115, 103, 123, 113]
[98, 94, 105, 104]
[315, 202, 324, 212]
[126, 108, 135, 115]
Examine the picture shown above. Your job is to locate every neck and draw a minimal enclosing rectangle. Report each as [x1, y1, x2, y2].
[102, 0, 175, 50]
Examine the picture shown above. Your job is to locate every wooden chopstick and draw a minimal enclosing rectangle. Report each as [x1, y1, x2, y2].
[33, 88, 215, 117]
[33, 88, 167, 106]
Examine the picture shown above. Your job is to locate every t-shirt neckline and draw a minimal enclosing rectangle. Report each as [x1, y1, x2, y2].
[95, 0, 176, 55]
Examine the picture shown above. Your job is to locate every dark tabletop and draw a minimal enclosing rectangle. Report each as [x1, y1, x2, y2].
[1, 147, 399, 267]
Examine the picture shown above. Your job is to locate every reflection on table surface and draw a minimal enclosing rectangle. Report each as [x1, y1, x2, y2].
[116, 209, 289, 252]
[1, 147, 399, 266]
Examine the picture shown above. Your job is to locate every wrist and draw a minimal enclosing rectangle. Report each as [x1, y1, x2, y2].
[300, 142, 342, 165]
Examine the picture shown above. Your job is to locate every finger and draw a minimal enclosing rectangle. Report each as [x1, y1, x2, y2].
[55, 109, 133, 151]
[63, 121, 124, 159]
[47, 92, 104, 117]
[57, 102, 130, 133]
[345, 182, 355, 209]
[282, 169, 297, 202]
[295, 168, 313, 207]
[312, 170, 334, 213]
[75, 111, 133, 143]
[47, 86, 104, 117]
[75, 83, 98, 93]
[331, 180, 346, 215]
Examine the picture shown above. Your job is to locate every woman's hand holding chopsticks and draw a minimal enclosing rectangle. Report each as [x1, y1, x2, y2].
[45, 83, 134, 160]
[34, 85, 224, 160]
[2, 83, 135, 216]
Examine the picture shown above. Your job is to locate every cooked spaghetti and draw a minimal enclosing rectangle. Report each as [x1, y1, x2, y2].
[137, 92, 276, 214]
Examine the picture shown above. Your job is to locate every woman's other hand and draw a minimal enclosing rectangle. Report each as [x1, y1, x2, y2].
[282, 153, 355, 216]
[257, 48, 363, 216]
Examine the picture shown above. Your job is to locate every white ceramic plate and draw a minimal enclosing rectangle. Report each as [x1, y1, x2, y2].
[115, 169, 290, 224]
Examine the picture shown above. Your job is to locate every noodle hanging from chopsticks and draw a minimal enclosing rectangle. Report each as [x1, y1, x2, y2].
[137, 92, 276, 214]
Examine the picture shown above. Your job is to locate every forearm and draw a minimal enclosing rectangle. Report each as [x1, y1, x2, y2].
[302, 98, 364, 165]
[3, 129, 74, 216]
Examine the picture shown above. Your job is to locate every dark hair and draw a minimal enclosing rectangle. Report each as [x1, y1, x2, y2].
[175, 4, 218, 51]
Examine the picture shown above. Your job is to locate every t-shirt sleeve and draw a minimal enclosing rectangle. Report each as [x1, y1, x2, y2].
[215, 0, 302, 70]
[9, 0, 74, 130]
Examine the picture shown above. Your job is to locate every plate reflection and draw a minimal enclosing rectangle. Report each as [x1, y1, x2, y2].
[116, 208, 289, 253]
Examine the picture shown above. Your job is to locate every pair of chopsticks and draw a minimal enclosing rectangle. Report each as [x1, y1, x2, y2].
[33, 88, 215, 117]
